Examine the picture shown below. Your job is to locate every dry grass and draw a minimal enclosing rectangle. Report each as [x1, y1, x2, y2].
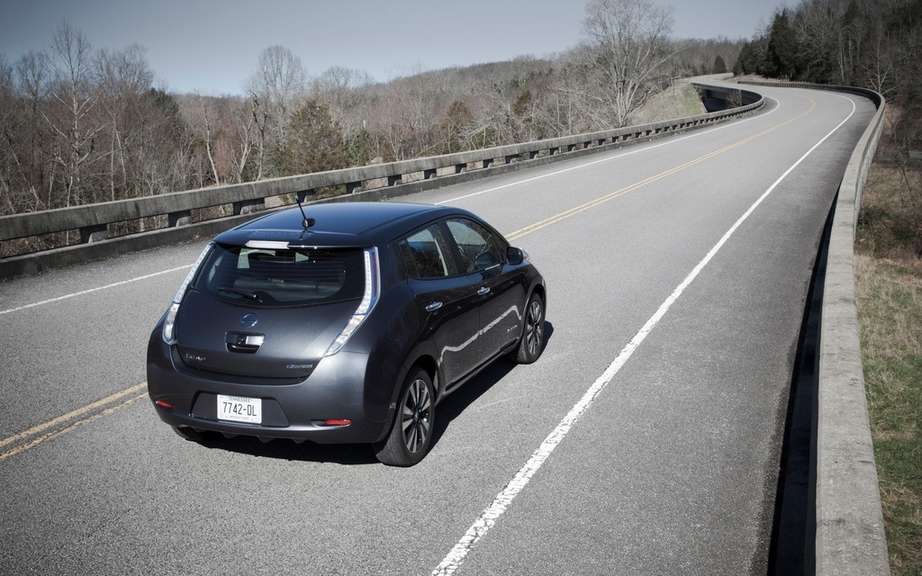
[857, 163, 922, 259]
[856, 161, 922, 576]
[631, 82, 706, 125]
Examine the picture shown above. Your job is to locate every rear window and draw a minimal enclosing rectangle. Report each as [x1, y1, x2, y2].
[195, 244, 365, 307]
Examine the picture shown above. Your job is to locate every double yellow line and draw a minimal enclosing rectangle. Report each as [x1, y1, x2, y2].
[0, 383, 147, 462]
[0, 97, 816, 462]
[507, 98, 815, 241]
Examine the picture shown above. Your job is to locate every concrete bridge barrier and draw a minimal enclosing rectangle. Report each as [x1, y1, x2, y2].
[0, 83, 764, 280]
[741, 79, 890, 576]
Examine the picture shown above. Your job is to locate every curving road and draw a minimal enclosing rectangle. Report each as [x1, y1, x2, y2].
[0, 83, 875, 575]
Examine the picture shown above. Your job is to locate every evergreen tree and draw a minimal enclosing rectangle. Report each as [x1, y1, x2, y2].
[276, 98, 347, 176]
[762, 9, 800, 79]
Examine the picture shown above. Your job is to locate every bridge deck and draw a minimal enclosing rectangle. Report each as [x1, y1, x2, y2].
[0, 84, 875, 576]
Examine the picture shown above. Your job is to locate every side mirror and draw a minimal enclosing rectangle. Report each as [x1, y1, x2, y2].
[506, 246, 525, 265]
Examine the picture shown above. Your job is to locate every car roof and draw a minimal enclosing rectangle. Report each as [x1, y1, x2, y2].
[215, 201, 473, 247]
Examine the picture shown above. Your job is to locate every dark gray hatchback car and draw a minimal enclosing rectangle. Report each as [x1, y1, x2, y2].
[147, 202, 546, 465]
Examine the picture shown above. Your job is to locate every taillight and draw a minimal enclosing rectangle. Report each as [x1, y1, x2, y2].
[161, 302, 180, 344]
[324, 247, 380, 356]
[162, 243, 213, 345]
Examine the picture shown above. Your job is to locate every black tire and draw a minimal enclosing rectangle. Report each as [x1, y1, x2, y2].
[375, 368, 436, 467]
[514, 292, 546, 364]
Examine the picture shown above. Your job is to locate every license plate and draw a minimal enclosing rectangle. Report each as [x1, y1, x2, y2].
[217, 394, 262, 424]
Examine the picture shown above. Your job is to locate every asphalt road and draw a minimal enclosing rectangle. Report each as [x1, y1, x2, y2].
[0, 83, 875, 575]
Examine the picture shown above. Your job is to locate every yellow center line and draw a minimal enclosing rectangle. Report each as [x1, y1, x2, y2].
[0, 97, 820, 462]
[0, 383, 147, 460]
[506, 97, 817, 241]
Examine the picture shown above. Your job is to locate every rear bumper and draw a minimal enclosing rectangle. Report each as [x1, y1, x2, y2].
[151, 407, 387, 443]
[146, 327, 393, 444]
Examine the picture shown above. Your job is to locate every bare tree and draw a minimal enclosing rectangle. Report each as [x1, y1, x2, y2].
[312, 66, 372, 135]
[95, 45, 154, 200]
[193, 95, 220, 185]
[582, 0, 674, 127]
[14, 51, 51, 205]
[43, 23, 104, 207]
[229, 98, 257, 183]
[247, 45, 305, 166]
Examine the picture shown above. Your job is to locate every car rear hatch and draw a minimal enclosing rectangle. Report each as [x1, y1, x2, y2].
[175, 242, 366, 380]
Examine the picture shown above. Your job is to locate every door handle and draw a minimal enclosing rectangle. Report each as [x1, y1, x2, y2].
[425, 301, 443, 312]
[477, 286, 491, 296]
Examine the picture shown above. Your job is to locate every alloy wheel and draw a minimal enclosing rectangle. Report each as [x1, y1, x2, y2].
[401, 378, 432, 453]
[525, 297, 545, 358]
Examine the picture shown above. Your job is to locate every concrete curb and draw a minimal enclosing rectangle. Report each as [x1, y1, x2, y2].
[742, 79, 890, 576]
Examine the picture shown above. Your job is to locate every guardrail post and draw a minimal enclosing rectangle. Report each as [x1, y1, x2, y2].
[423, 168, 437, 180]
[387, 174, 402, 186]
[79, 224, 107, 243]
[168, 210, 191, 227]
[232, 199, 264, 216]
[346, 181, 362, 194]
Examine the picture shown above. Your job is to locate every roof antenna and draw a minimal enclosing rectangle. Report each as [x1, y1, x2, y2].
[296, 191, 315, 229]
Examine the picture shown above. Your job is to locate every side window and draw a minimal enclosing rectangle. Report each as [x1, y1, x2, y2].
[445, 219, 503, 274]
[397, 225, 451, 279]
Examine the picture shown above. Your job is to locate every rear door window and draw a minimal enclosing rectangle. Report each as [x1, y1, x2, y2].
[397, 224, 453, 279]
[196, 244, 365, 307]
[445, 218, 504, 274]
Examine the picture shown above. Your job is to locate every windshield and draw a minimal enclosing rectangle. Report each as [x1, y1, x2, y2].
[194, 244, 365, 307]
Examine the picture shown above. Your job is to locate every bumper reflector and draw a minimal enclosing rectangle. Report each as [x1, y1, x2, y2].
[155, 399, 175, 410]
[322, 419, 352, 427]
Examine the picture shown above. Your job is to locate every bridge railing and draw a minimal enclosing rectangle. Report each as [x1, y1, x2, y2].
[742, 79, 890, 576]
[0, 83, 763, 279]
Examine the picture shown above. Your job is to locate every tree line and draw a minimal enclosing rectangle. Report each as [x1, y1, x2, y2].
[734, 0, 921, 155]
[0, 0, 742, 236]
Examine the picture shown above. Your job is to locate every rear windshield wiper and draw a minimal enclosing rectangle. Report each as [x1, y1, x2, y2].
[216, 286, 263, 303]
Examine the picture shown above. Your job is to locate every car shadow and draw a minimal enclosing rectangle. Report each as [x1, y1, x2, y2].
[187, 320, 554, 466]
[190, 429, 381, 465]
[429, 321, 555, 450]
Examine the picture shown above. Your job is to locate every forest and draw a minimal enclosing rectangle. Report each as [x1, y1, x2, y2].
[0, 0, 740, 230]
[734, 0, 920, 157]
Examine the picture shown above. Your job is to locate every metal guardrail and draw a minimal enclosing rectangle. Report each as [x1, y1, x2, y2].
[0, 83, 763, 278]
[741, 79, 890, 576]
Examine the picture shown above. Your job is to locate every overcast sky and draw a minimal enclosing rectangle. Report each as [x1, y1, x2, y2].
[0, 0, 788, 95]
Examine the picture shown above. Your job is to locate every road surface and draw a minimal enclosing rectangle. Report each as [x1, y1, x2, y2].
[0, 83, 874, 575]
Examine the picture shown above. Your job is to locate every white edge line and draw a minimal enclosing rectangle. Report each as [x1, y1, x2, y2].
[0, 97, 778, 317]
[0, 265, 192, 316]
[430, 96, 857, 576]
[434, 97, 780, 206]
